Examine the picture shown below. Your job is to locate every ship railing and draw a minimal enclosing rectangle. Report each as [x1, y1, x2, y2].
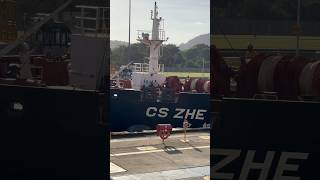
[132, 63, 164, 72]
[110, 61, 133, 80]
[136, 29, 166, 41]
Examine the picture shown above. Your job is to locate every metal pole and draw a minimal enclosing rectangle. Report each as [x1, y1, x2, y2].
[296, 0, 301, 56]
[128, 0, 131, 63]
[202, 57, 205, 73]
[23, 13, 27, 34]
[81, 7, 84, 35]
[184, 127, 186, 142]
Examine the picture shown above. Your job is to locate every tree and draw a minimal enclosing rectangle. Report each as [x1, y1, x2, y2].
[111, 43, 209, 69]
[182, 44, 210, 68]
[159, 44, 181, 67]
[128, 43, 148, 63]
[110, 43, 148, 67]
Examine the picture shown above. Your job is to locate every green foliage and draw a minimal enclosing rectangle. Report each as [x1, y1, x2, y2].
[110, 43, 148, 67]
[111, 43, 210, 69]
[182, 44, 210, 68]
[159, 44, 180, 67]
[128, 43, 148, 63]
[110, 45, 127, 67]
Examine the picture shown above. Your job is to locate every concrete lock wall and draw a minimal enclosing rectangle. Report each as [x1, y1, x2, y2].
[0, 85, 107, 179]
[69, 34, 107, 90]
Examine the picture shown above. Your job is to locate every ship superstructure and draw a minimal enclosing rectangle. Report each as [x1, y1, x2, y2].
[131, 2, 167, 90]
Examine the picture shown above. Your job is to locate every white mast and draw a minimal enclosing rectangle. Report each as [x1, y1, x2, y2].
[138, 1, 166, 75]
[151, 2, 161, 40]
[132, 1, 167, 90]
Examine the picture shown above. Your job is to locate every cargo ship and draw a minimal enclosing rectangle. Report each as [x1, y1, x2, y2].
[110, 2, 210, 132]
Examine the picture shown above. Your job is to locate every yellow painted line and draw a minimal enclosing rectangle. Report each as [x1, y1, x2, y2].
[110, 162, 127, 174]
[111, 146, 210, 157]
[180, 139, 190, 142]
[136, 146, 158, 151]
[199, 136, 210, 140]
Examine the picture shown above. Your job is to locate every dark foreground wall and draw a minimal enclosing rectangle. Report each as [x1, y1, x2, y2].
[212, 98, 320, 179]
[0, 85, 107, 179]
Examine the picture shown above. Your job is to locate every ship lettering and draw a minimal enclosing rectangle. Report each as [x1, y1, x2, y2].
[212, 148, 309, 180]
[146, 107, 169, 118]
[146, 107, 207, 120]
[173, 108, 207, 120]
[173, 108, 185, 119]
[146, 107, 157, 117]
[185, 109, 197, 119]
[158, 108, 169, 118]
[196, 109, 207, 120]
[202, 122, 210, 128]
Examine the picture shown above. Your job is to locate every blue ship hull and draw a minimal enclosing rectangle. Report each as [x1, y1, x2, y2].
[110, 88, 210, 132]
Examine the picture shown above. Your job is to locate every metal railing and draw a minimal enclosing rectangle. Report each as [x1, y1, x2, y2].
[136, 29, 166, 41]
[132, 63, 164, 72]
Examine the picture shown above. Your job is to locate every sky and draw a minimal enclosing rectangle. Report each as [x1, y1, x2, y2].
[110, 0, 210, 45]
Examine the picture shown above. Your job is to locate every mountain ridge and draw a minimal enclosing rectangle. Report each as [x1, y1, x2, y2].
[111, 33, 210, 50]
[179, 33, 210, 50]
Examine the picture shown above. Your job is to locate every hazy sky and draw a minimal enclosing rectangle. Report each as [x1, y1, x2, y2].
[110, 0, 210, 45]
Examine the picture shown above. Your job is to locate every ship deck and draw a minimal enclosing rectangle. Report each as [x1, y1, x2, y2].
[110, 131, 210, 180]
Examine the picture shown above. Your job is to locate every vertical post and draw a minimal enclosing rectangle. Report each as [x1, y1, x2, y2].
[296, 0, 301, 56]
[102, 8, 105, 33]
[184, 126, 186, 142]
[96, 7, 99, 37]
[202, 57, 205, 72]
[80, 7, 84, 35]
[211, 0, 214, 45]
[183, 119, 188, 142]
[23, 13, 27, 34]
[128, 0, 131, 63]
[210, 0, 215, 96]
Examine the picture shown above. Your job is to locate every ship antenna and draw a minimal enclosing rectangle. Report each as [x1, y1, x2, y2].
[128, 0, 132, 63]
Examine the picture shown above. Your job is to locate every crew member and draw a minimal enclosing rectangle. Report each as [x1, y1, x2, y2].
[245, 43, 257, 60]
[212, 45, 233, 96]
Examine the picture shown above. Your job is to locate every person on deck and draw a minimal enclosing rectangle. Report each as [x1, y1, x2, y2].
[212, 45, 233, 96]
[245, 43, 257, 62]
